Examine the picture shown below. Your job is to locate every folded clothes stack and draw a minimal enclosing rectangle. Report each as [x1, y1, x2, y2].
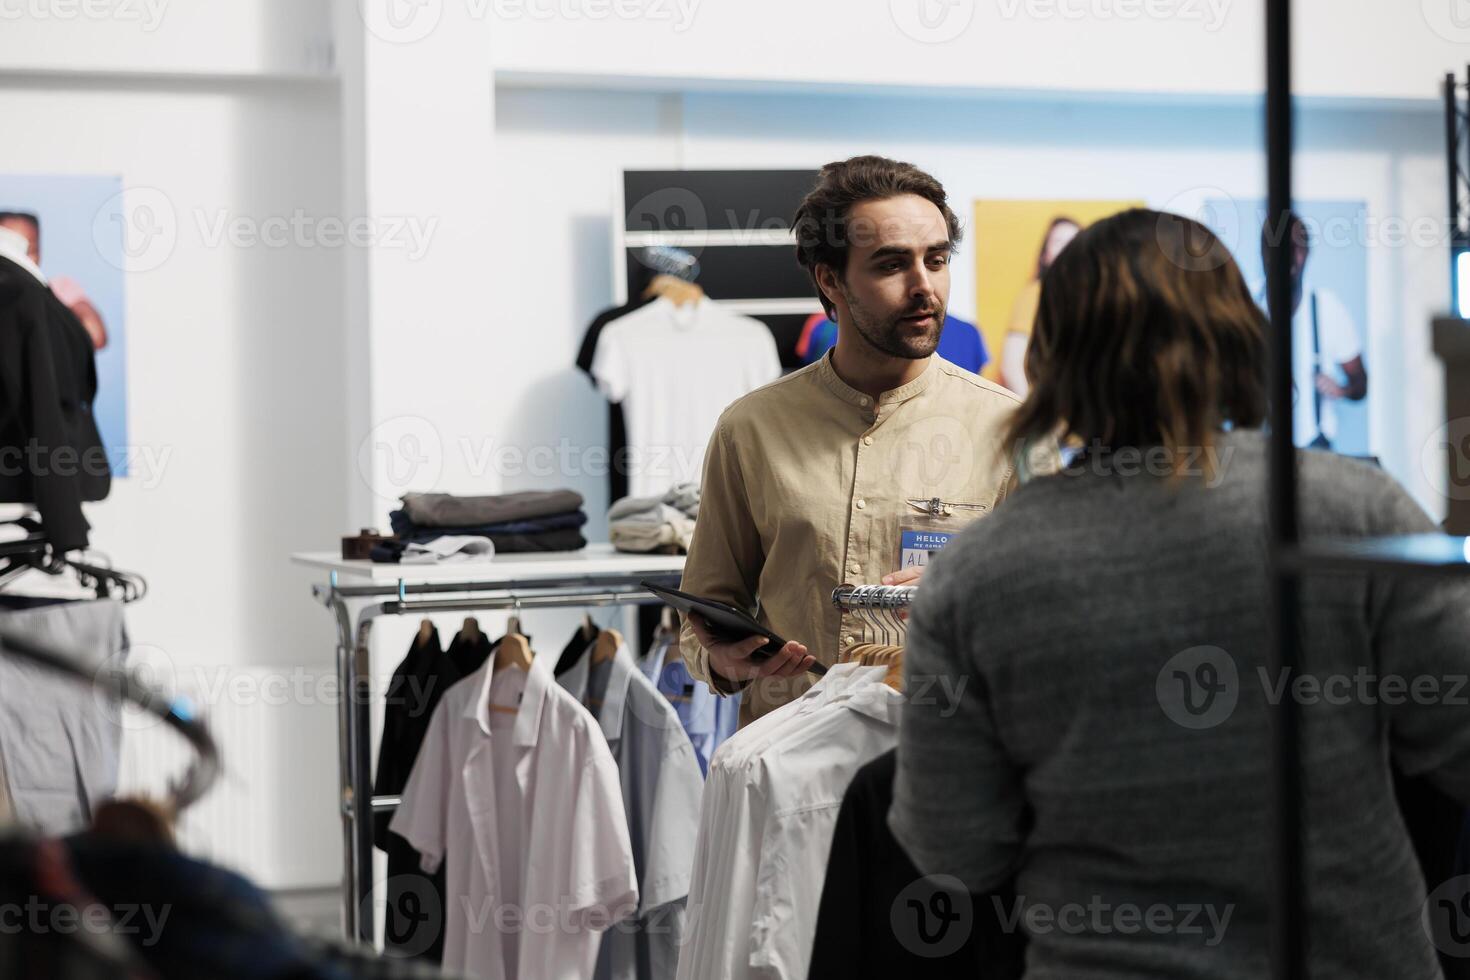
[608, 483, 700, 554]
[370, 489, 589, 563]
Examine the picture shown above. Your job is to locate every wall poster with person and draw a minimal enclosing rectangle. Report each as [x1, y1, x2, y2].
[0, 174, 129, 475]
[1201, 196, 1372, 458]
[972, 199, 1144, 395]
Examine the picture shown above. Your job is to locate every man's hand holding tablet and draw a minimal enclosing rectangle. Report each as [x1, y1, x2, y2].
[686, 612, 815, 683]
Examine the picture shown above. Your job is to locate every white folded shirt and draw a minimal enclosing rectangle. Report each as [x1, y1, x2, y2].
[398, 535, 496, 564]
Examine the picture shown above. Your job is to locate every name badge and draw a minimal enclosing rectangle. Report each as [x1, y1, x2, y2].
[900, 528, 953, 568]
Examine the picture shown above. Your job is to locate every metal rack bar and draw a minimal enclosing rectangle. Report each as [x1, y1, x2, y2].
[314, 564, 684, 943]
[830, 584, 918, 609]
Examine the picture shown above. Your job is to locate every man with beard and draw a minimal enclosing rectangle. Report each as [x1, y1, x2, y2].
[678, 156, 1027, 724]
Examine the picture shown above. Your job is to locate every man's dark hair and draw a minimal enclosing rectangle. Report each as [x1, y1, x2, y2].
[1260, 209, 1308, 258]
[792, 156, 962, 319]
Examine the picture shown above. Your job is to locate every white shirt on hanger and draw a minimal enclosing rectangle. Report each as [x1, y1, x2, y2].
[558, 641, 706, 980]
[391, 649, 639, 980]
[746, 677, 901, 978]
[590, 296, 781, 499]
[675, 663, 890, 980]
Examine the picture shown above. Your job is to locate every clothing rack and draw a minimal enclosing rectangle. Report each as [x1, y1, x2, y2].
[831, 583, 917, 611]
[291, 547, 687, 943]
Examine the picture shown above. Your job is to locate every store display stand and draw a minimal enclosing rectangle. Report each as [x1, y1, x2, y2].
[290, 545, 686, 943]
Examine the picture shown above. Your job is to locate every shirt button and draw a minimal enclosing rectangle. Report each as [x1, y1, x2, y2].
[849, 563, 861, 574]
[855, 499, 866, 510]
[843, 634, 855, 645]
[859, 397, 870, 407]
[862, 436, 874, 446]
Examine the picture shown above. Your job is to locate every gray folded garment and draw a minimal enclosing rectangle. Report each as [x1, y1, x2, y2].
[610, 503, 696, 553]
[402, 489, 585, 527]
[607, 483, 700, 524]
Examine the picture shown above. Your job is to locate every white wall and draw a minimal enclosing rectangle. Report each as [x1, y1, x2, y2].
[0, 0, 333, 78]
[488, 0, 1458, 103]
[0, 71, 348, 884]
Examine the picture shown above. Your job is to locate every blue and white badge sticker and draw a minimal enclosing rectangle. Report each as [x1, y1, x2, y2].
[900, 529, 952, 568]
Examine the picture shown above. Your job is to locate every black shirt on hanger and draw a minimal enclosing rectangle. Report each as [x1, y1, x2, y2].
[373, 626, 461, 963]
[554, 625, 596, 677]
[577, 297, 655, 505]
[809, 749, 1026, 980]
[445, 626, 494, 677]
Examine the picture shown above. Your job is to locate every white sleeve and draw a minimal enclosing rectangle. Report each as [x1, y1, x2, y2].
[639, 736, 705, 913]
[1315, 289, 1362, 366]
[590, 325, 632, 403]
[568, 748, 640, 927]
[388, 700, 451, 873]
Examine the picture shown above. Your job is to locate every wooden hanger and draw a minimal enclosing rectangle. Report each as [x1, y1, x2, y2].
[643, 274, 704, 307]
[592, 627, 623, 666]
[857, 644, 905, 692]
[417, 619, 435, 647]
[581, 613, 598, 642]
[489, 625, 534, 714]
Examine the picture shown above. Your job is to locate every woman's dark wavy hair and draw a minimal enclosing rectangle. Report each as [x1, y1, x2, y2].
[1007, 208, 1268, 475]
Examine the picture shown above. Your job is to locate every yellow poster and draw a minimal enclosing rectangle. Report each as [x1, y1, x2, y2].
[974, 200, 1143, 389]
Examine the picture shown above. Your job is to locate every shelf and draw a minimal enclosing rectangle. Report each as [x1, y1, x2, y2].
[289, 542, 685, 586]
[1281, 535, 1470, 577]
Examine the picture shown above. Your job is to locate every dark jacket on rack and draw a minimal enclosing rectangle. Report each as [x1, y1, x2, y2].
[373, 627, 462, 964]
[0, 256, 110, 553]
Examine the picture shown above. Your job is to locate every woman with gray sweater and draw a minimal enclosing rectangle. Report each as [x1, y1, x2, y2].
[889, 208, 1470, 978]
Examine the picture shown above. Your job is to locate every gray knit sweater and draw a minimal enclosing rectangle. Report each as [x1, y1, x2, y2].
[891, 429, 1470, 979]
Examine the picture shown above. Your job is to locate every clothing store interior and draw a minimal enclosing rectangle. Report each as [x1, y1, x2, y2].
[4, 1, 1470, 978]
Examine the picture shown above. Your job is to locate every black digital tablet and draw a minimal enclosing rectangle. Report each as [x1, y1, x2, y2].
[640, 581, 827, 677]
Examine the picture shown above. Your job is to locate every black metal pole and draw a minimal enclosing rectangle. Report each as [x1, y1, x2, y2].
[1265, 1, 1304, 979]
[1448, 73, 1461, 312]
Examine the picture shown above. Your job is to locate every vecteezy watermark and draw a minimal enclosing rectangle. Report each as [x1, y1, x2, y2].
[0, 442, 173, 492]
[1157, 190, 1449, 273]
[94, 186, 178, 274]
[357, 415, 445, 505]
[1423, 874, 1470, 958]
[891, 875, 974, 957]
[1157, 646, 1240, 730]
[994, 896, 1234, 946]
[1157, 647, 1470, 730]
[0, 0, 169, 31]
[1422, 0, 1470, 44]
[357, 0, 699, 45]
[0, 897, 172, 947]
[1422, 417, 1470, 503]
[995, 0, 1231, 31]
[352, 419, 716, 505]
[1059, 441, 1238, 488]
[889, 0, 976, 43]
[91, 188, 438, 273]
[194, 209, 437, 261]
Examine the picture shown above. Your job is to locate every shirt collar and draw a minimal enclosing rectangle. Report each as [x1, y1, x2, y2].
[558, 641, 638, 745]
[0, 230, 46, 286]
[463, 645, 551, 747]
[814, 348, 938, 412]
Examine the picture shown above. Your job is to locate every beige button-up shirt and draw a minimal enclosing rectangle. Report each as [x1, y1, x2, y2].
[678, 351, 1022, 724]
